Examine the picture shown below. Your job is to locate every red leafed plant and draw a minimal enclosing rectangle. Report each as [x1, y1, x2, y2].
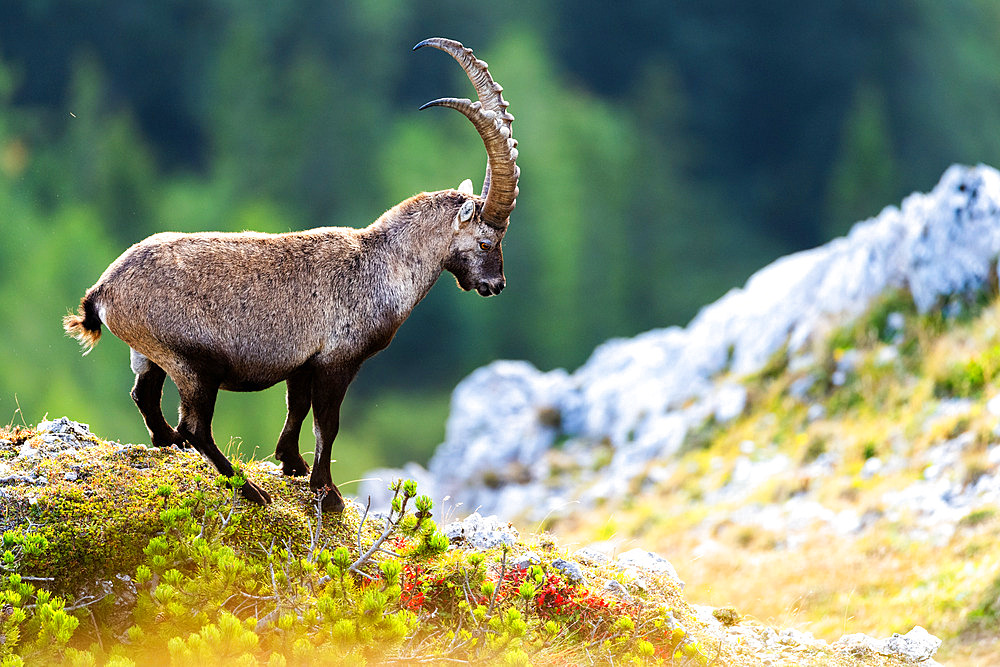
[397, 553, 687, 662]
[505, 566, 630, 628]
[399, 562, 428, 611]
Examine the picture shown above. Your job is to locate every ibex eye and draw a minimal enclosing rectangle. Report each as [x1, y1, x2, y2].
[479, 241, 492, 251]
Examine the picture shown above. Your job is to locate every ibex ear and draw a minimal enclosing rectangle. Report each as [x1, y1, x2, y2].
[457, 178, 474, 195]
[455, 199, 476, 230]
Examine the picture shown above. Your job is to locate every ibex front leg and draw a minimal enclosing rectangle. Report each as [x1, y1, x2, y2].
[174, 372, 273, 506]
[274, 368, 312, 477]
[309, 366, 354, 512]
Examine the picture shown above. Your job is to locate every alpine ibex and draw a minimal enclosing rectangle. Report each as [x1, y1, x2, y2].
[63, 38, 519, 512]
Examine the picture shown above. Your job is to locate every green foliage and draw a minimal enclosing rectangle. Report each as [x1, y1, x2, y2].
[0, 467, 697, 665]
[823, 82, 899, 238]
[801, 435, 829, 464]
[0, 535, 77, 666]
[958, 508, 997, 529]
[862, 441, 879, 461]
[752, 344, 792, 386]
[934, 359, 987, 399]
[828, 289, 918, 352]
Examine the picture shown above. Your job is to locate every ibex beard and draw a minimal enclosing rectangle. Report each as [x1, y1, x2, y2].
[63, 38, 519, 512]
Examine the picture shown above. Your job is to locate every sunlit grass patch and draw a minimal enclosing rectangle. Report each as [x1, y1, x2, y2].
[546, 289, 1000, 665]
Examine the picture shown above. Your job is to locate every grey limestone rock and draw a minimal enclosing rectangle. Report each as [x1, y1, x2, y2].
[428, 360, 570, 485]
[510, 551, 540, 570]
[362, 164, 1000, 523]
[551, 558, 586, 584]
[600, 578, 632, 602]
[572, 546, 610, 566]
[616, 548, 683, 588]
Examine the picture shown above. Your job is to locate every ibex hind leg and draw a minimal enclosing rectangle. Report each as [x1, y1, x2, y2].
[129, 349, 185, 448]
[274, 368, 311, 477]
[174, 372, 272, 506]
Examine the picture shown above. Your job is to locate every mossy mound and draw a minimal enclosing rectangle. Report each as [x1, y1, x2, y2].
[0, 421, 914, 666]
[0, 420, 331, 591]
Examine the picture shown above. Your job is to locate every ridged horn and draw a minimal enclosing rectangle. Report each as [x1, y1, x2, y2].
[414, 38, 519, 229]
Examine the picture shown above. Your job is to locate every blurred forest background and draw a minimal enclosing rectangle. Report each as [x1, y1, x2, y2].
[3, 1, 1000, 486]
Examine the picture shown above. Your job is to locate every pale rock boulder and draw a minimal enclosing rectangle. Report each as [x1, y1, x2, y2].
[441, 511, 519, 550]
[428, 361, 570, 487]
[834, 626, 942, 664]
[616, 548, 683, 588]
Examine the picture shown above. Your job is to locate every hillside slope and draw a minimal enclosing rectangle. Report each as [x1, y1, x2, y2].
[0, 420, 934, 665]
[363, 164, 1000, 665]
[553, 289, 1000, 665]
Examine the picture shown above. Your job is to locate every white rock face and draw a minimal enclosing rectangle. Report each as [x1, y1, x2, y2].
[358, 164, 1000, 521]
[835, 626, 942, 663]
[428, 360, 570, 485]
[441, 512, 519, 550]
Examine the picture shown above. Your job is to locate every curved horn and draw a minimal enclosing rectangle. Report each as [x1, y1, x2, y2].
[414, 38, 519, 229]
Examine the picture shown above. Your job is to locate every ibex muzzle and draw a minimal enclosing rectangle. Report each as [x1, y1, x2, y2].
[63, 38, 519, 512]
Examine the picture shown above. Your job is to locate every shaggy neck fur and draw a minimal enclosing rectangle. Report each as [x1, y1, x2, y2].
[358, 190, 464, 320]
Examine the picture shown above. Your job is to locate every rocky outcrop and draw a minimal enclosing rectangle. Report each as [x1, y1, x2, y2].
[360, 164, 1000, 521]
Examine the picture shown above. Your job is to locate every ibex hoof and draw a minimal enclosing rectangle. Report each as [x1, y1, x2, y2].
[280, 454, 310, 477]
[152, 430, 187, 449]
[240, 480, 273, 506]
[316, 484, 345, 513]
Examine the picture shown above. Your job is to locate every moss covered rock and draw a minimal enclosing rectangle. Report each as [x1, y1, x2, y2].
[0, 419, 928, 666]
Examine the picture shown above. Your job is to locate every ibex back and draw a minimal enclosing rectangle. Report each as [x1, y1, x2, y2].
[63, 38, 519, 511]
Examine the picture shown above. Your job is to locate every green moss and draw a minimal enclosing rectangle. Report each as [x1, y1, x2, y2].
[5, 433, 725, 666]
[713, 607, 741, 627]
[933, 344, 1000, 399]
[958, 508, 997, 529]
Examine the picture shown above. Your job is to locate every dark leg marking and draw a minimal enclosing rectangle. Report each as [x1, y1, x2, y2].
[309, 366, 356, 513]
[130, 356, 185, 448]
[274, 368, 312, 477]
[175, 373, 272, 506]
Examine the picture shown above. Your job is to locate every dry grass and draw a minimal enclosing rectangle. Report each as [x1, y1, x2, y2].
[545, 292, 1000, 665]
[677, 530, 999, 647]
[556, 495, 1000, 665]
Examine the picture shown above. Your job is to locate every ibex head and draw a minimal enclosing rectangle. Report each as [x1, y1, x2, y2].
[415, 38, 520, 297]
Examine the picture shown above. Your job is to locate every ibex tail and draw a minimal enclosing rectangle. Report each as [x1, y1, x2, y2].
[63, 293, 102, 355]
